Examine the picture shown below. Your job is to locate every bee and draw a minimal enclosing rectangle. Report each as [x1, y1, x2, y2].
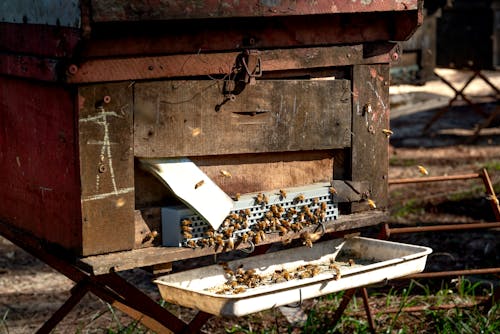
[278, 226, 288, 236]
[282, 238, 292, 245]
[194, 180, 205, 189]
[230, 213, 240, 220]
[258, 230, 266, 241]
[348, 259, 355, 267]
[291, 222, 303, 232]
[294, 194, 305, 203]
[181, 225, 192, 232]
[225, 238, 234, 251]
[242, 218, 249, 229]
[219, 170, 232, 178]
[312, 197, 319, 205]
[224, 226, 234, 238]
[205, 228, 214, 238]
[321, 202, 327, 211]
[279, 189, 287, 199]
[207, 237, 215, 247]
[301, 231, 321, 248]
[418, 165, 429, 176]
[298, 271, 312, 279]
[215, 235, 224, 248]
[329, 263, 341, 280]
[233, 287, 247, 294]
[222, 218, 231, 227]
[367, 199, 377, 209]
[198, 238, 209, 248]
[329, 187, 337, 195]
[263, 194, 269, 204]
[241, 232, 249, 243]
[253, 231, 261, 245]
[288, 207, 297, 216]
[143, 230, 158, 242]
[244, 208, 251, 216]
[382, 128, 394, 138]
[183, 231, 193, 239]
[319, 211, 327, 221]
[265, 211, 274, 219]
[181, 219, 192, 226]
[311, 265, 321, 277]
[245, 269, 256, 276]
[281, 219, 291, 228]
[233, 222, 241, 230]
[255, 193, 264, 205]
[298, 213, 305, 222]
[187, 240, 197, 249]
[233, 193, 241, 201]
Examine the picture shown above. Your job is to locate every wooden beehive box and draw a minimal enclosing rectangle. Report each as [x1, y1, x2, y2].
[0, 1, 423, 271]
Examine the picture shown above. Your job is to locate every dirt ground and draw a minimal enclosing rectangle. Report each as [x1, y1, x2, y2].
[0, 69, 499, 333]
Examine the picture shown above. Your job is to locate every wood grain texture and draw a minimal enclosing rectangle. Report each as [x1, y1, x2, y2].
[0, 77, 82, 251]
[78, 83, 135, 255]
[134, 79, 351, 157]
[350, 64, 390, 211]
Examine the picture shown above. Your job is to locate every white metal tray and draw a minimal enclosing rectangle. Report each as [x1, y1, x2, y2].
[154, 237, 432, 317]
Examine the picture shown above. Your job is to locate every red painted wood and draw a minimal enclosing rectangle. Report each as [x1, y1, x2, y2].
[0, 76, 82, 251]
[91, 0, 419, 22]
[0, 23, 80, 58]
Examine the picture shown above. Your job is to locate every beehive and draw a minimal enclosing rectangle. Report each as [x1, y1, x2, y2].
[0, 1, 423, 271]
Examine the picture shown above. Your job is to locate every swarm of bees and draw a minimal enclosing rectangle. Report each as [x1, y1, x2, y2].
[179, 187, 338, 251]
[211, 259, 349, 295]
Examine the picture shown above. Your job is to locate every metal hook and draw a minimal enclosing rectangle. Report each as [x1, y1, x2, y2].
[287, 289, 303, 308]
[239, 240, 255, 254]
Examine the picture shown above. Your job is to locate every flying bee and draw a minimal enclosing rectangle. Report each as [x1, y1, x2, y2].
[348, 259, 355, 267]
[219, 170, 232, 178]
[329, 187, 337, 195]
[183, 231, 193, 239]
[294, 194, 305, 203]
[186, 240, 197, 249]
[181, 219, 192, 226]
[382, 128, 394, 138]
[367, 199, 377, 209]
[279, 189, 287, 199]
[418, 165, 429, 176]
[194, 180, 205, 189]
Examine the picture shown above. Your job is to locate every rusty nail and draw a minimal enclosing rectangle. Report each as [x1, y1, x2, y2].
[98, 164, 106, 173]
[148, 65, 154, 71]
[103, 96, 111, 104]
[67, 64, 78, 75]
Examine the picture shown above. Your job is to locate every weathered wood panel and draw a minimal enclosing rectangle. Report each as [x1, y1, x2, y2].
[91, 0, 418, 22]
[350, 64, 390, 211]
[134, 80, 351, 157]
[0, 77, 82, 251]
[78, 83, 135, 255]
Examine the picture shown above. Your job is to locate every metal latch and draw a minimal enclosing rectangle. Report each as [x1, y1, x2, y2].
[242, 50, 262, 85]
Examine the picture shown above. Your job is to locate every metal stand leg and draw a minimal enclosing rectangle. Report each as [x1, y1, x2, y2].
[423, 70, 498, 133]
[0, 221, 213, 334]
[360, 288, 376, 334]
[36, 280, 90, 334]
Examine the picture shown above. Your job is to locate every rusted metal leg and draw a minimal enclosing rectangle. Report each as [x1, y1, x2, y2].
[180, 311, 213, 334]
[360, 287, 376, 334]
[477, 71, 500, 95]
[329, 288, 356, 328]
[480, 168, 500, 221]
[36, 280, 89, 334]
[95, 273, 186, 333]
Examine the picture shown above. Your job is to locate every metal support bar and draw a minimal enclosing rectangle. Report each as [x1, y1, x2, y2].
[396, 267, 500, 280]
[329, 288, 356, 327]
[36, 280, 90, 334]
[423, 70, 498, 133]
[384, 221, 500, 237]
[360, 288, 376, 334]
[389, 173, 480, 185]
